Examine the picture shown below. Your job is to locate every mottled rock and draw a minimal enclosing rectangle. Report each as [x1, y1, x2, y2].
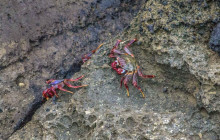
[128, 0, 220, 112]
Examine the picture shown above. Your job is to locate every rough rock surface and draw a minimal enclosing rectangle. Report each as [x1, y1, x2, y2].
[9, 40, 220, 139]
[128, 0, 220, 113]
[0, 0, 146, 139]
[2, 0, 220, 140]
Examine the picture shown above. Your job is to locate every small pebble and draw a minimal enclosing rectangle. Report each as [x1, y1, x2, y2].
[147, 24, 154, 34]
[46, 108, 50, 112]
[139, 26, 143, 33]
[161, 0, 168, 6]
[163, 87, 169, 93]
[18, 83, 25, 87]
[137, 41, 142, 45]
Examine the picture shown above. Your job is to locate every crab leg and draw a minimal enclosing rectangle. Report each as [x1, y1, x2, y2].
[57, 85, 74, 94]
[137, 66, 155, 78]
[123, 72, 133, 97]
[110, 48, 124, 57]
[64, 75, 88, 88]
[113, 49, 124, 55]
[124, 39, 137, 57]
[115, 40, 122, 48]
[82, 43, 104, 62]
[120, 76, 126, 88]
[92, 43, 103, 53]
[65, 75, 85, 82]
[82, 55, 91, 63]
[109, 40, 123, 57]
[132, 71, 145, 98]
[64, 81, 88, 88]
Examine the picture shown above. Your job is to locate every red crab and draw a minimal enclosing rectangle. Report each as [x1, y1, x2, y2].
[82, 43, 103, 63]
[109, 39, 155, 98]
[42, 75, 87, 100]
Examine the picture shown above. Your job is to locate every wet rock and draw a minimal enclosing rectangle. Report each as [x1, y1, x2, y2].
[209, 23, 220, 55]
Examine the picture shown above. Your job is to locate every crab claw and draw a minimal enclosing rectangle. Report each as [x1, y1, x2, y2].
[111, 61, 126, 75]
[42, 88, 55, 100]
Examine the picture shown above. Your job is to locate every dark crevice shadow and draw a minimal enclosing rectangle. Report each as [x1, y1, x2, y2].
[12, 98, 46, 133]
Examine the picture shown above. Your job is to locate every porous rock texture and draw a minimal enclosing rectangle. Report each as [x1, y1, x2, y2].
[2, 0, 220, 140]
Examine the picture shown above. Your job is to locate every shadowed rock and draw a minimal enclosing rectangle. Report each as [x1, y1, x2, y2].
[210, 23, 220, 55]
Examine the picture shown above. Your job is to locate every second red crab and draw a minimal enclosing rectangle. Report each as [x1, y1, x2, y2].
[109, 39, 155, 98]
